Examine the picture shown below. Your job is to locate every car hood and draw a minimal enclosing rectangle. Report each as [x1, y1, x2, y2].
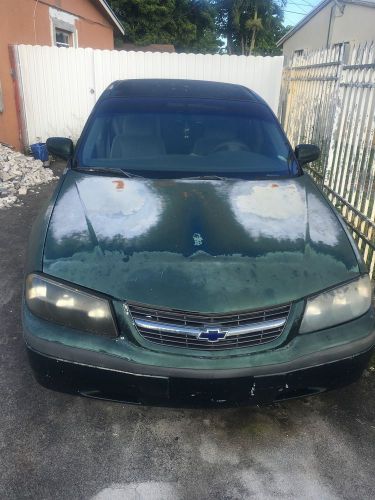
[43, 170, 359, 312]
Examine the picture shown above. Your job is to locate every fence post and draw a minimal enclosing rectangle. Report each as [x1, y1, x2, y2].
[9, 45, 28, 150]
[323, 44, 349, 187]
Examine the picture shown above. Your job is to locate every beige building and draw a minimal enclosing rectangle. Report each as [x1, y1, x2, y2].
[278, 0, 375, 57]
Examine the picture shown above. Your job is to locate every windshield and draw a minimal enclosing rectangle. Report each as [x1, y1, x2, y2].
[77, 97, 296, 178]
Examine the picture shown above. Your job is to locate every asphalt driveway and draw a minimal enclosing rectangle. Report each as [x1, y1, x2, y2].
[0, 162, 374, 500]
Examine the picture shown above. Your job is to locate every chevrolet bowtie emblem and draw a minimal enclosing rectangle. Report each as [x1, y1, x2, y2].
[198, 328, 227, 342]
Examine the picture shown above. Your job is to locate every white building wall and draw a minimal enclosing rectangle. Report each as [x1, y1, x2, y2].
[282, 2, 333, 56]
[331, 3, 375, 45]
[282, 2, 375, 57]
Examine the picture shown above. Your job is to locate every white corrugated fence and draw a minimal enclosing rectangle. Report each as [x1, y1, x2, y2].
[13, 45, 284, 147]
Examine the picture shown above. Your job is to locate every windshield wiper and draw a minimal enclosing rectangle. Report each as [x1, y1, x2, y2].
[74, 166, 145, 178]
[179, 174, 232, 181]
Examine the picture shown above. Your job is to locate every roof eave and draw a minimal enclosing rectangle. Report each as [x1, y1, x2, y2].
[96, 0, 125, 36]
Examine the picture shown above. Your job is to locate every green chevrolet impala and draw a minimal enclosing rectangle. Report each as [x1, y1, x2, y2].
[23, 79, 374, 406]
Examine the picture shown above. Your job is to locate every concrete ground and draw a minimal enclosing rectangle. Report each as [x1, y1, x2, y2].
[0, 161, 374, 500]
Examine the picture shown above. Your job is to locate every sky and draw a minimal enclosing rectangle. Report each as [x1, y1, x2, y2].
[283, 0, 322, 27]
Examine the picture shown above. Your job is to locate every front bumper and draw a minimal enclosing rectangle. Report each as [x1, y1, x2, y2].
[27, 345, 373, 407]
[23, 301, 375, 407]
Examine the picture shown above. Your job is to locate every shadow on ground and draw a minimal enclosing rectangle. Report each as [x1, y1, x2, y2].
[0, 161, 374, 500]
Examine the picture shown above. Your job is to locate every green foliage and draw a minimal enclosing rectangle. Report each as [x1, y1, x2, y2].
[214, 0, 288, 55]
[109, 0, 221, 53]
[109, 0, 289, 55]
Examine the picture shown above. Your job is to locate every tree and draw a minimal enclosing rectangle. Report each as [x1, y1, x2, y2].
[108, 0, 221, 53]
[215, 0, 287, 56]
[109, 0, 289, 55]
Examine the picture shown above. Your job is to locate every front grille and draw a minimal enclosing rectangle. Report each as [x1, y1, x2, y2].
[126, 301, 291, 350]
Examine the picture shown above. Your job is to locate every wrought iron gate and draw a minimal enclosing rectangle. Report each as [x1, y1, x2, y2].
[279, 43, 375, 278]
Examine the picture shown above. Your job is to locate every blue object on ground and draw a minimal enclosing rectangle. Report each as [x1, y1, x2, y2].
[30, 143, 49, 162]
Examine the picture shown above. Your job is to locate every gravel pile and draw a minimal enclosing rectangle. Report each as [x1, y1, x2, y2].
[0, 143, 56, 209]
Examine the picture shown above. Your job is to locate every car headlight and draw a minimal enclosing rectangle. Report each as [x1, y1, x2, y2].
[25, 274, 117, 338]
[299, 275, 372, 334]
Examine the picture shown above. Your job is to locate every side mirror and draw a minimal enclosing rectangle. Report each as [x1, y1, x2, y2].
[295, 144, 320, 166]
[46, 137, 74, 160]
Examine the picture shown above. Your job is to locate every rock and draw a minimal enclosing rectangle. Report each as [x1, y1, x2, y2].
[0, 172, 13, 182]
[0, 143, 56, 209]
[0, 195, 17, 209]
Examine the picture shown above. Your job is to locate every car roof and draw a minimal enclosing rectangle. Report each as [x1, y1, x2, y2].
[101, 79, 261, 102]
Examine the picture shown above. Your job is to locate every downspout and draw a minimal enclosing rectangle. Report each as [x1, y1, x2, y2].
[8, 45, 28, 151]
[327, 1, 346, 48]
[326, 3, 335, 48]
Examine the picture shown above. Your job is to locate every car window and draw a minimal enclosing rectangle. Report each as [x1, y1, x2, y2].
[78, 97, 295, 178]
